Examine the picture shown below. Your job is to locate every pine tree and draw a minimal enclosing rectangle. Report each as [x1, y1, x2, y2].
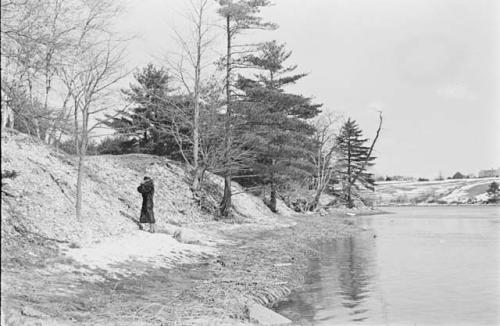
[236, 41, 321, 212]
[216, 0, 276, 217]
[106, 64, 180, 156]
[336, 118, 376, 208]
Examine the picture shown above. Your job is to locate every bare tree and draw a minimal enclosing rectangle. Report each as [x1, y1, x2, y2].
[60, 40, 126, 219]
[165, 0, 217, 191]
[57, 0, 126, 219]
[1, 0, 48, 137]
[0, 0, 122, 143]
[1, 0, 127, 218]
[309, 113, 342, 210]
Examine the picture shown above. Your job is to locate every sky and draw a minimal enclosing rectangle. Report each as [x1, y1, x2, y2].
[115, 0, 499, 178]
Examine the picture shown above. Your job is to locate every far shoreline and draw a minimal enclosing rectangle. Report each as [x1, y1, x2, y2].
[376, 203, 500, 208]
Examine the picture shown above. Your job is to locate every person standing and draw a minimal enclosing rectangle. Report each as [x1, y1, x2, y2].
[137, 176, 155, 233]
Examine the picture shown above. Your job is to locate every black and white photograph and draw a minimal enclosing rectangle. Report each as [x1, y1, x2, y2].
[1, 0, 499, 325]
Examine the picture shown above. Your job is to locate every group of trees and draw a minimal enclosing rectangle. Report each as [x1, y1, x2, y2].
[1, 0, 127, 218]
[1, 0, 382, 218]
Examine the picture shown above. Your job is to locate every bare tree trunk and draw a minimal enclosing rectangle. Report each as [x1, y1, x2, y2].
[311, 163, 334, 211]
[267, 158, 278, 212]
[75, 110, 88, 219]
[191, 164, 204, 191]
[23, 119, 32, 136]
[74, 99, 79, 151]
[346, 138, 353, 208]
[27, 73, 42, 139]
[47, 81, 71, 145]
[47, 99, 71, 145]
[220, 174, 232, 217]
[56, 130, 65, 152]
[75, 149, 85, 219]
[43, 63, 52, 143]
[220, 14, 232, 218]
[311, 183, 326, 211]
[269, 179, 277, 213]
[34, 119, 41, 139]
[191, 7, 202, 191]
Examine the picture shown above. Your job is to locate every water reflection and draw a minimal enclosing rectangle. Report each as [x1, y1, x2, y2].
[336, 235, 375, 322]
[276, 207, 500, 325]
[276, 233, 377, 324]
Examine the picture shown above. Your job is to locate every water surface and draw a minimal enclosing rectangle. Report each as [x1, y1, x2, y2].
[276, 206, 500, 325]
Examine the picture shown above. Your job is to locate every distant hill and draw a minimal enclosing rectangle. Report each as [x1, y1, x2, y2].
[369, 178, 500, 205]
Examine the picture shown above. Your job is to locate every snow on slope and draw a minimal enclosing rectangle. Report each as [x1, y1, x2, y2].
[373, 177, 499, 205]
[1, 130, 291, 246]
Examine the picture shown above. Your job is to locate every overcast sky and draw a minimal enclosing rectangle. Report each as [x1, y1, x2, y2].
[117, 0, 499, 178]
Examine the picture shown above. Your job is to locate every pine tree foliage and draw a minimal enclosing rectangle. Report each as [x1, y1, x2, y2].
[105, 64, 184, 156]
[216, 0, 276, 34]
[336, 118, 376, 207]
[236, 41, 321, 212]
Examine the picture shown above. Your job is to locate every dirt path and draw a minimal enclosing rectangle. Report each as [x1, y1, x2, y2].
[1, 213, 362, 325]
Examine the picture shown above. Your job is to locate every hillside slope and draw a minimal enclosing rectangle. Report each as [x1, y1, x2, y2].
[371, 178, 499, 205]
[1, 130, 292, 247]
[0, 131, 366, 325]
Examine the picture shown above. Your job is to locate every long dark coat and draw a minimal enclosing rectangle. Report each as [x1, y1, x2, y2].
[137, 180, 155, 223]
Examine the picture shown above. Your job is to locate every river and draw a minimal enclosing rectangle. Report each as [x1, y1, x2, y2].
[276, 206, 500, 325]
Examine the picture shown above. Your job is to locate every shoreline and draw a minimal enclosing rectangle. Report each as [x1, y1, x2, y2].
[1, 211, 363, 325]
[8, 204, 497, 324]
[376, 203, 500, 208]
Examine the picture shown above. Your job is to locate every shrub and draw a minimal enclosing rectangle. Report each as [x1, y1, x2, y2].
[57, 139, 99, 155]
[487, 182, 499, 203]
[96, 136, 138, 155]
[1, 170, 19, 179]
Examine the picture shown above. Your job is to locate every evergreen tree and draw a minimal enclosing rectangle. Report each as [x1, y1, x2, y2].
[236, 41, 321, 212]
[487, 181, 499, 203]
[105, 64, 181, 156]
[216, 0, 276, 217]
[336, 118, 376, 208]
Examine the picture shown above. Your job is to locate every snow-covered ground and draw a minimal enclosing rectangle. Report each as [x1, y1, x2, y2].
[60, 230, 218, 277]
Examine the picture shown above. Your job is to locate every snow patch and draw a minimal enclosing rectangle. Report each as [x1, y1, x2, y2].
[63, 230, 217, 276]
